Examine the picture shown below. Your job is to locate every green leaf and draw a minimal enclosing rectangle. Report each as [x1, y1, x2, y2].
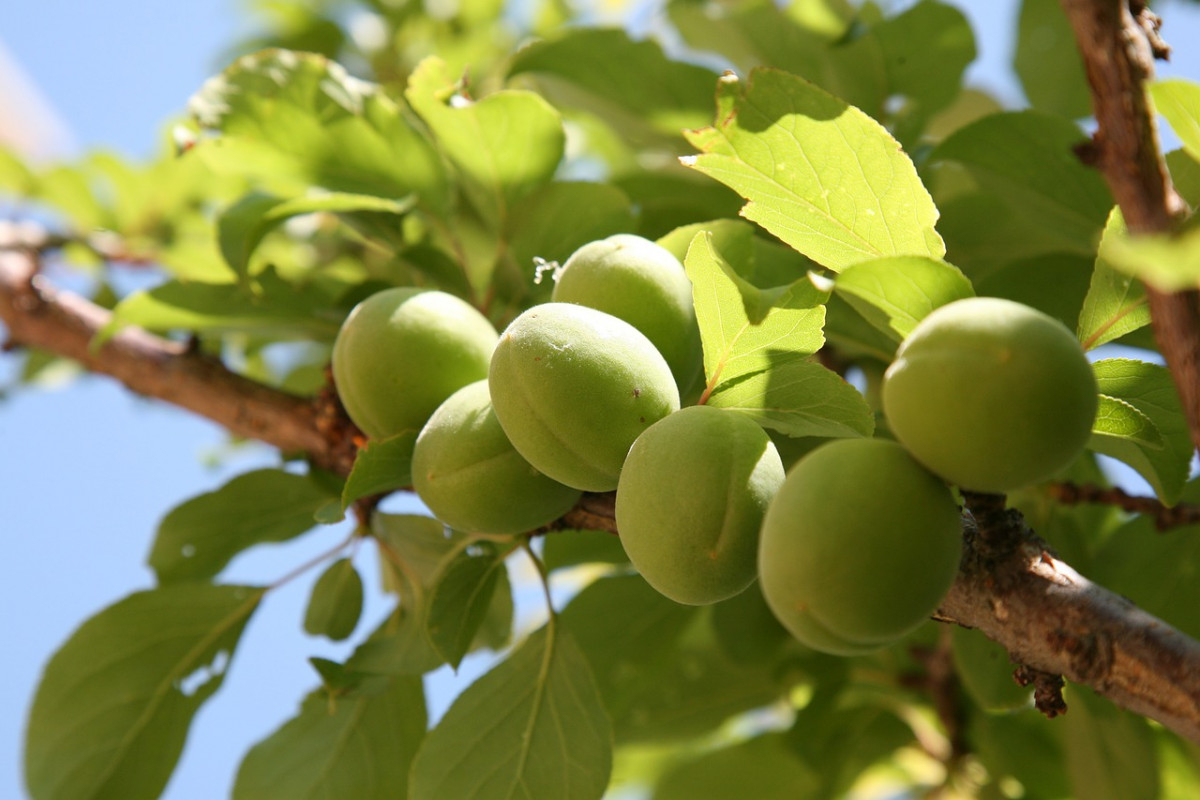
[1151, 79, 1200, 162]
[541, 529, 629, 572]
[218, 190, 415, 279]
[931, 111, 1112, 255]
[874, 0, 976, 122]
[1091, 484, 1200, 640]
[189, 49, 447, 205]
[101, 266, 344, 343]
[785, 704, 915, 799]
[709, 583, 790, 665]
[341, 431, 418, 510]
[1015, 0, 1093, 119]
[950, 627, 1032, 712]
[1063, 688, 1160, 800]
[233, 676, 426, 800]
[426, 540, 509, 669]
[149, 469, 338, 584]
[406, 57, 564, 227]
[654, 734, 818, 800]
[304, 558, 365, 641]
[505, 181, 634, 273]
[1099, 214, 1200, 291]
[683, 68, 944, 270]
[833, 255, 974, 341]
[706, 359, 875, 439]
[25, 584, 263, 800]
[1090, 395, 1164, 450]
[408, 625, 613, 800]
[1167, 149, 1200, 207]
[1078, 208, 1150, 349]
[684, 232, 827, 391]
[509, 28, 720, 135]
[1087, 359, 1192, 506]
[971, 710, 1071, 799]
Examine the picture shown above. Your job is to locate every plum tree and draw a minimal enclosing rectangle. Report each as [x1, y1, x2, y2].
[488, 302, 680, 491]
[615, 405, 784, 605]
[759, 438, 962, 655]
[332, 287, 499, 439]
[412, 380, 582, 534]
[881, 297, 1099, 493]
[552, 234, 702, 394]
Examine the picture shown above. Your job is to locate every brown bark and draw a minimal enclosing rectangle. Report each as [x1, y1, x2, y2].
[1059, 0, 1200, 455]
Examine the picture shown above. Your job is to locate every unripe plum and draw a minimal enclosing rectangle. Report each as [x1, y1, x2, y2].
[552, 234, 702, 393]
[616, 406, 784, 605]
[759, 438, 962, 655]
[489, 303, 680, 491]
[413, 380, 582, 534]
[332, 288, 499, 439]
[882, 297, 1098, 493]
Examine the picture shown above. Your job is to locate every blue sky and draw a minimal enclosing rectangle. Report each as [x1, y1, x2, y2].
[2, 1, 1200, 799]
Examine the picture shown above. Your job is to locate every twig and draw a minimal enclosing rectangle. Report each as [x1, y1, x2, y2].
[1048, 481, 1200, 530]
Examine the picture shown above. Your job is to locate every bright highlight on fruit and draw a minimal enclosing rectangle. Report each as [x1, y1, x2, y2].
[616, 405, 784, 606]
[332, 287, 499, 439]
[882, 296, 1098, 493]
[759, 438, 962, 655]
[413, 380, 582, 535]
[489, 302, 680, 492]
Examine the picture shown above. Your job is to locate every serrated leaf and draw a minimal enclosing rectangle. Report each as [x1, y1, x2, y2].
[1063, 688, 1160, 800]
[304, 558, 364, 641]
[25, 584, 263, 800]
[406, 57, 564, 228]
[426, 541, 509, 669]
[219, 190, 415, 279]
[1152, 79, 1200, 163]
[834, 255, 974, 341]
[509, 28, 720, 135]
[1015, 0, 1093, 119]
[683, 68, 944, 270]
[149, 469, 338, 584]
[706, 358, 875, 439]
[1078, 208, 1150, 349]
[409, 625, 612, 800]
[189, 49, 446, 205]
[1090, 395, 1164, 450]
[685, 232, 827, 392]
[931, 111, 1112, 255]
[341, 431, 418, 510]
[1087, 359, 1192, 505]
[233, 676, 426, 800]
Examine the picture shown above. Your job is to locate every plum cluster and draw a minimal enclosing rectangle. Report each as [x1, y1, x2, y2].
[332, 236, 1100, 657]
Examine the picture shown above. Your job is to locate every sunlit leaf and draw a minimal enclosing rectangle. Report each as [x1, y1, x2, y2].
[25, 584, 263, 800]
[1077, 208, 1150, 349]
[684, 68, 944, 269]
[1151, 79, 1200, 163]
[833, 255, 974, 341]
[1100, 214, 1200, 291]
[409, 625, 612, 800]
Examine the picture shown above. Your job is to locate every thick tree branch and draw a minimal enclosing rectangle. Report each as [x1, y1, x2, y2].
[937, 492, 1200, 742]
[0, 248, 359, 476]
[1059, 0, 1200, 454]
[5, 244, 1200, 741]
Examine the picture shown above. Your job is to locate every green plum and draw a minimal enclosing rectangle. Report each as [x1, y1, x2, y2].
[488, 303, 680, 491]
[759, 438, 962, 655]
[332, 287, 498, 439]
[616, 405, 784, 605]
[412, 380, 582, 535]
[882, 297, 1098, 493]
[552, 234, 702, 394]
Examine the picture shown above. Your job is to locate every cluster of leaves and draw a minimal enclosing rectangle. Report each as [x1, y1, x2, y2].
[8, 0, 1200, 798]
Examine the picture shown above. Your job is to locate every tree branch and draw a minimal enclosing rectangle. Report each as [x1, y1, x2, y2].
[0, 247, 359, 476]
[5, 242, 1200, 741]
[1059, 0, 1200, 455]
